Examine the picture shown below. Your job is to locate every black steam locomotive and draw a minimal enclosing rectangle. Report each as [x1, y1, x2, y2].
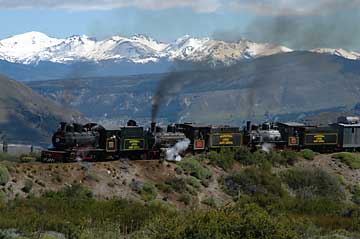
[41, 116, 360, 162]
[41, 120, 187, 162]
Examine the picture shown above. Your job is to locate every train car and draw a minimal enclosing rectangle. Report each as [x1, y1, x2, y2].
[276, 122, 306, 148]
[300, 126, 338, 151]
[172, 123, 242, 152]
[173, 123, 211, 152]
[207, 125, 243, 150]
[331, 116, 360, 151]
[277, 122, 339, 152]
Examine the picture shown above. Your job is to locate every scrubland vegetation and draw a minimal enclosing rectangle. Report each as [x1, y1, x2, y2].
[1, 150, 360, 238]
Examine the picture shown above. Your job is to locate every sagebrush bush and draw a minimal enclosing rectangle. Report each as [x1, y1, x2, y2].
[208, 148, 236, 171]
[235, 146, 262, 165]
[21, 179, 33, 194]
[201, 197, 217, 208]
[178, 157, 212, 180]
[0, 163, 9, 186]
[333, 152, 360, 169]
[223, 166, 286, 199]
[140, 182, 157, 201]
[352, 185, 360, 205]
[0, 153, 17, 162]
[300, 149, 316, 160]
[136, 203, 299, 239]
[165, 177, 188, 193]
[282, 168, 345, 201]
[0, 185, 171, 237]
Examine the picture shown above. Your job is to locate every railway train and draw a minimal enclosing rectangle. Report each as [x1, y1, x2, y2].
[41, 116, 360, 162]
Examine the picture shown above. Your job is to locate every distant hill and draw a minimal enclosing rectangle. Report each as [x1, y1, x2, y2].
[28, 51, 360, 126]
[0, 74, 84, 145]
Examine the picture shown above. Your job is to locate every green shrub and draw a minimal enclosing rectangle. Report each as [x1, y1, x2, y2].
[352, 185, 360, 205]
[0, 153, 17, 162]
[130, 181, 158, 201]
[333, 152, 360, 169]
[0, 163, 10, 186]
[140, 182, 157, 201]
[177, 194, 191, 205]
[282, 168, 345, 201]
[208, 148, 236, 171]
[266, 151, 287, 165]
[156, 183, 173, 194]
[0, 189, 172, 237]
[300, 149, 316, 160]
[178, 158, 212, 180]
[137, 203, 299, 239]
[21, 179, 33, 194]
[222, 166, 286, 199]
[201, 197, 217, 208]
[185, 176, 201, 190]
[234, 146, 254, 165]
[165, 177, 187, 193]
[84, 173, 99, 182]
[44, 183, 93, 200]
[19, 154, 36, 163]
[280, 150, 300, 165]
[0, 190, 6, 203]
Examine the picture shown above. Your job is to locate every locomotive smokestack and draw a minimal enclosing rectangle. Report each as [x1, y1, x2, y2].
[151, 122, 156, 133]
[246, 121, 251, 132]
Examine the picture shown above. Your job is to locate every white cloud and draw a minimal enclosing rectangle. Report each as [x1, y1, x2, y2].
[0, 0, 221, 12]
[0, 0, 359, 15]
[227, 0, 360, 16]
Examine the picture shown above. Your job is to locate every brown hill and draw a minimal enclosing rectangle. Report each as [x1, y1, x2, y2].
[0, 74, 83, 145]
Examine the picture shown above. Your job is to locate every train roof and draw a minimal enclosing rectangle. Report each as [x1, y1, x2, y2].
[335, 123, 360, 127]
[177, 123, 212, 128]
[277, 122, 306, 127]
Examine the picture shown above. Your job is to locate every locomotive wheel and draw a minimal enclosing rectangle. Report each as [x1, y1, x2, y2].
[42, 157, 56, 163]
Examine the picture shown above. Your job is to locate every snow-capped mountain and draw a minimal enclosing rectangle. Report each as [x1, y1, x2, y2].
[0, 31, 292, 65]
[311, 48, 360, 60]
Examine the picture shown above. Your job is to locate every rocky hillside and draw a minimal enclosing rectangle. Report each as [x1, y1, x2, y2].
[2, 149, 360, 238]
[0, 74, 84, 145]
[0, 151, 359, 207]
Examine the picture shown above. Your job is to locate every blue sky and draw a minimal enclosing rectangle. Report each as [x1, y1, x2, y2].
[0, 6, 254, 41]
[0, 0, 359, 50]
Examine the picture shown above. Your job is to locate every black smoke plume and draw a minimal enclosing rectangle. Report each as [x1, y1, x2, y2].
[151, 62, 220, 122]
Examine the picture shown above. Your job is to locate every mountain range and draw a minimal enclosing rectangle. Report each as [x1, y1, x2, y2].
[1, 32, 360, 82]
[0, 31, 292, 65]
[2, 32, 360, 144]
[27, 51, 360, 128]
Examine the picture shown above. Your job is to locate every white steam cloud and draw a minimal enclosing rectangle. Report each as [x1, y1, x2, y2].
[261, 143, 274, 153]
[166, 138, 190, 161]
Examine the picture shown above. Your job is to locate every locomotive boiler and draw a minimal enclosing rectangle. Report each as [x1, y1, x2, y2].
[51, 122, 103, 150]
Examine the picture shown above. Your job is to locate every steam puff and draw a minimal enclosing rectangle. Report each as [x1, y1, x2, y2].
[166, 138, 190, 161]
[261, 143, 274, 153]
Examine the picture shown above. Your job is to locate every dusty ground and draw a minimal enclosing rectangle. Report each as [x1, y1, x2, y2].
[0, 158, 233, 208]
[1, 153, 360, 208]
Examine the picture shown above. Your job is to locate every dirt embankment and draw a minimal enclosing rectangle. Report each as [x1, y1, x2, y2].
[1, 153, 360, 207]
[1, 159, 232, 207]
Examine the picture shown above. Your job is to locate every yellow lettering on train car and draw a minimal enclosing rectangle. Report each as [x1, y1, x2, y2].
[313, 135, 325, 143]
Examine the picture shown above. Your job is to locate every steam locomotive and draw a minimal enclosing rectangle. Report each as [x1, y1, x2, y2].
[41, 120, 187, 162]
[41, 116, 360, 162]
